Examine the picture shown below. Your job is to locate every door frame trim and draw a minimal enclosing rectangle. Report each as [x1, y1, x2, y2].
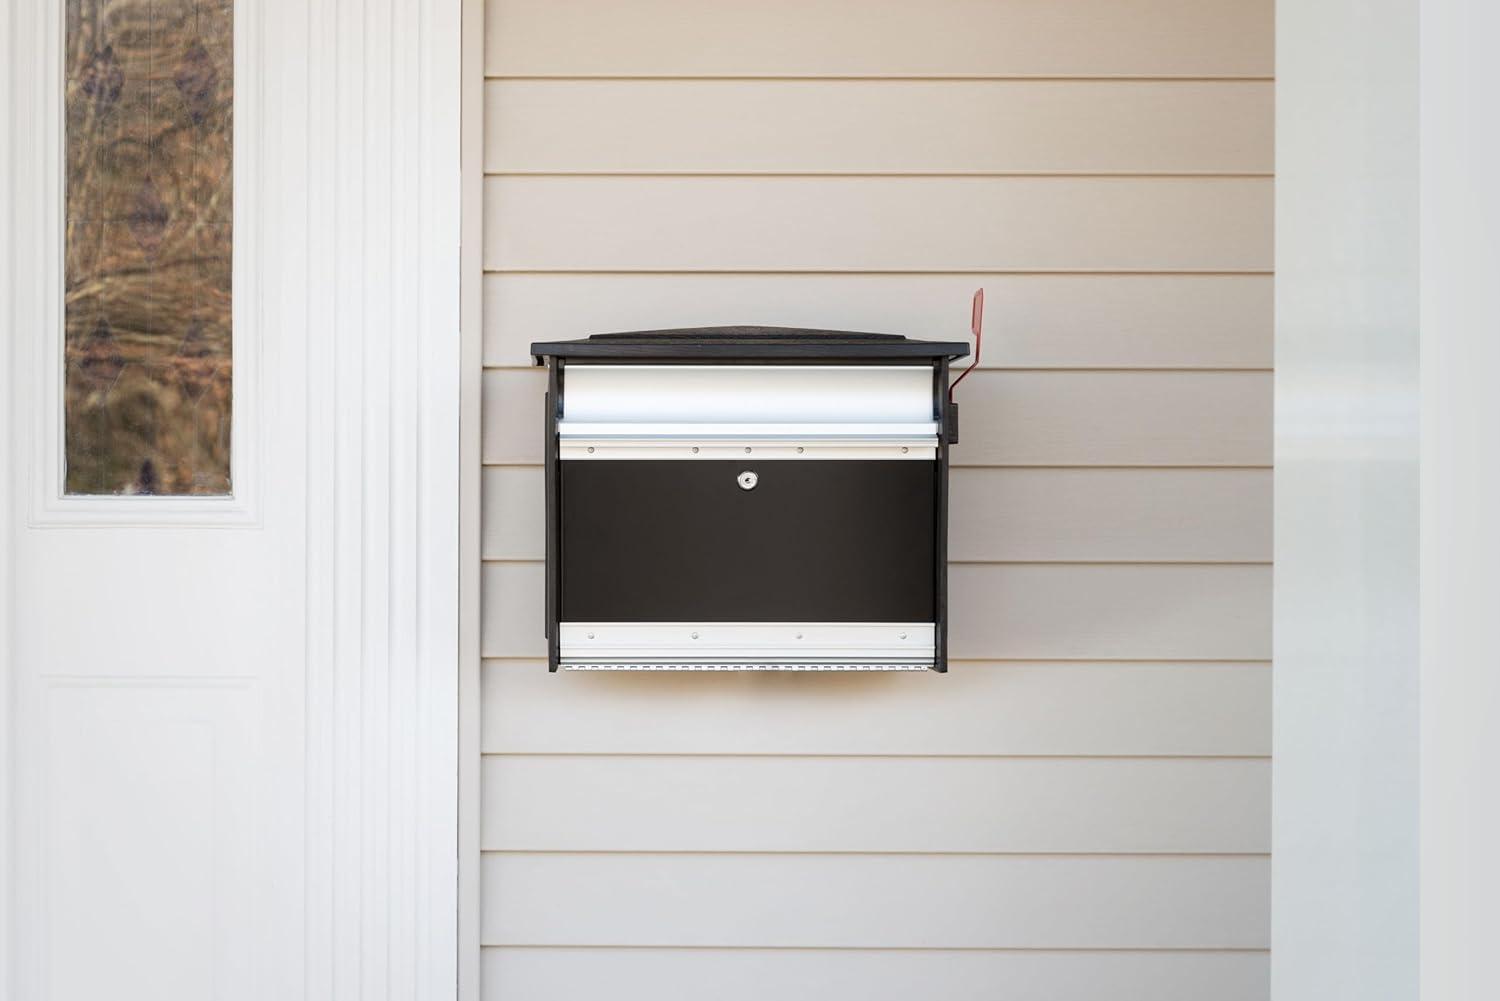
[457, 0, 487, 996]
[300, 0, 463, 997]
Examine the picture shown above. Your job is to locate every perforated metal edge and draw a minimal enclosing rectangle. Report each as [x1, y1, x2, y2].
[560, 662, 934, 672]
[559, 436, 937, 460]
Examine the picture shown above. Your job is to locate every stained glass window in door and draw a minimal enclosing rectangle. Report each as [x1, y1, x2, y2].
[64, 0, 232, 495]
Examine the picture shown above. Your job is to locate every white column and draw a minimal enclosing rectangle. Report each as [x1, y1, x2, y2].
[1420, 2, 1500, 999]
[1274, 1, 1418, 999]
[301, 0, 462, 998]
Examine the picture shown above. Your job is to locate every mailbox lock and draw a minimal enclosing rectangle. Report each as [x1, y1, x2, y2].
[737, 470, 759, 491]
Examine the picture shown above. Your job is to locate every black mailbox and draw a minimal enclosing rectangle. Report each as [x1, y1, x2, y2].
[531, 326, 970, 672]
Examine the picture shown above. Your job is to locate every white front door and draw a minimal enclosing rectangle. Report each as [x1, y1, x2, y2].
[1, 2, 462, 1000]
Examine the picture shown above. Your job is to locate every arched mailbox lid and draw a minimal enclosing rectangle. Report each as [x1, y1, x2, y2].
[531, 325, 970, 363]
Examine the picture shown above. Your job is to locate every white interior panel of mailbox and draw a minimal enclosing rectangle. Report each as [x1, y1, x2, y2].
[560, 364, 937, 425]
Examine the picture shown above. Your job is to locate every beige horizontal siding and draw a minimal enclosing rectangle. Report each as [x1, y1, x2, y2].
[481, 563, 545, 659]
[482, 563, 1270, 660]
[482, 369, 1272, 467]
[480, 661, 1270, 756]
[949, 564, 1270, 660]
[481, 468, 546, 560]
[484, 274, 1272, 370]
[485, 0, 1273, 78]
[475, 0, 1272, 988]
[482, 757, 1269, 853]
[480, 854, 1270, 948]
[486, 80, 1272, 174]
[482, 948, 1270, 1001]
[484, 176, 1272, 272]
[485, 467, 1271, 563]
[950, 468, 1270, 561]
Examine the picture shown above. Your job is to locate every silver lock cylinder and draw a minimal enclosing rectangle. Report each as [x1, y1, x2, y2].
[737, 470, 758, 491]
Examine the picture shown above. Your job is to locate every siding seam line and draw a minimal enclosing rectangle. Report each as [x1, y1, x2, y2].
[479, 944, 1273, 953]
[482, 75, 1277, 83]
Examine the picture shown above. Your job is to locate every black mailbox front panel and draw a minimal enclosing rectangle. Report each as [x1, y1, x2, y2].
[560, 459, 937, 623]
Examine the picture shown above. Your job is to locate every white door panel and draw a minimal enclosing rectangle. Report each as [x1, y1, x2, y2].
[40, 681, 258, 1001]
[1, 1, 461, 1000]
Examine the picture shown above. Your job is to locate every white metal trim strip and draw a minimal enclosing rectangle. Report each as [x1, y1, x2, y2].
[560, 662, 933, 672]
[557, 421, 940, 439]
[559, 621, 936, 662]
[560, 440, 937, 460]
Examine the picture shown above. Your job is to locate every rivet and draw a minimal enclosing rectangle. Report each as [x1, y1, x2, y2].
[691, 446, 700, 454]
[587, 632, 595, 639]
[744, 447, 752, 453]
[691, 631, 700, 639]
[901, 446, 909, 454]
[796, 446, 805, 454]
[899, 632, 908, 640]
[795, 633, 804, 640]
[587, 446, 595, 453]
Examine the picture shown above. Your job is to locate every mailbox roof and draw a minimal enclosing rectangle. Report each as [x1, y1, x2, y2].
[531, 326, 970, 364]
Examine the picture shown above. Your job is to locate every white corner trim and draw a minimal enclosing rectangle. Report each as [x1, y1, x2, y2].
[0, 1, 16, 991]
[457, 0, 487, 996]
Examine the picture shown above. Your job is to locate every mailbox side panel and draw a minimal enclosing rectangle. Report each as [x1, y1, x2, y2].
[545, 359, 563, 671]
[936, 357, 952, 672]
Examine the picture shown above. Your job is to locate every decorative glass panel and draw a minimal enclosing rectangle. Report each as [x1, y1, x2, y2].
[64, 0, 232, 496]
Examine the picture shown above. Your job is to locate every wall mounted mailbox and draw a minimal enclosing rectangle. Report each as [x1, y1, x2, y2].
[531, 326, 970, 672]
